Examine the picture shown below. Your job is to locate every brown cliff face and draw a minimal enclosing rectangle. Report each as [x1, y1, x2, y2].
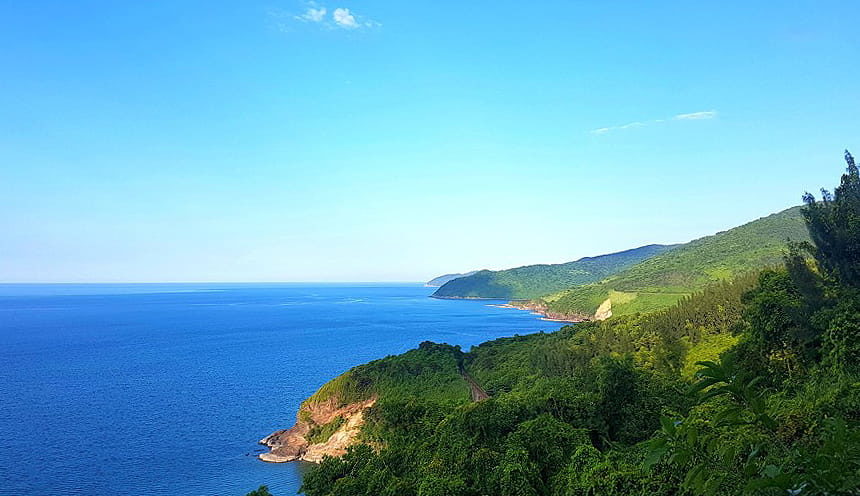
[259, 396, 377, 463]
[508, 300, 592, 322]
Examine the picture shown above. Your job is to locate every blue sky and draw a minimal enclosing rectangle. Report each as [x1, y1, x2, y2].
[1, 1, 859, 282]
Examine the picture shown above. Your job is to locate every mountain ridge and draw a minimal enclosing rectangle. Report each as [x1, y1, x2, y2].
[431, 244, 679, 300]
[540, 205, 810, 319]
[424, 271, 479, 287]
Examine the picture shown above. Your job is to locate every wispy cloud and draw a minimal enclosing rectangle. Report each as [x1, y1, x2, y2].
[274, 2, 380, 31]
[591, 110, 718, 135]
[674, 110, 718, 120]
[296, 5, 327, 23]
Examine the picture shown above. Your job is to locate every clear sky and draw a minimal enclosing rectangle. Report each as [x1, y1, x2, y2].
[1, 1, 859, 282]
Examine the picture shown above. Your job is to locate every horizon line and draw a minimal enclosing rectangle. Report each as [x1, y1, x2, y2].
[0, 280, 428, 285]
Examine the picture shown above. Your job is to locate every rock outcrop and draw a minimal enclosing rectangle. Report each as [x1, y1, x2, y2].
[259, 396, 377, 463]
[593, 298, 612, 320]
[508, 300, 591, 322]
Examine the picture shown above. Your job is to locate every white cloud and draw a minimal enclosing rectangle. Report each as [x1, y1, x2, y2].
[590, 120, 648, 135]
[590, 110, 718, 135]
[333, 8, 358, 28]
[673, 110, 717, 120]
[275, 4, 380, 32]
[296, 6, 327, 22]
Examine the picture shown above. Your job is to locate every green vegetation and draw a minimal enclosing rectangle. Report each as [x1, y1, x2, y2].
[293, 152, 860, 495]
[432, 244, 678, 300]
[543, 206, 811, 317]
[303, 341, 471, 408]
[307, 416, 347, 444]
[298, 270, 778, 495]
[245, 486, 272, 496]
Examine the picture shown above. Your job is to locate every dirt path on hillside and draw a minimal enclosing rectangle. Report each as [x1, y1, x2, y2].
[461, 370, 490, 401]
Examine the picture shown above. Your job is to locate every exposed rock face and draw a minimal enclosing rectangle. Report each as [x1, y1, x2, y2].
[509, 300, 591, 322]
[259, 396, 377, 463]
[594, 298, 613, 321]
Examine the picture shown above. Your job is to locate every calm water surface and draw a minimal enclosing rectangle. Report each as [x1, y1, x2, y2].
[0, 283, 559, 495]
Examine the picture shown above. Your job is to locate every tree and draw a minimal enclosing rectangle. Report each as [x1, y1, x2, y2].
[740, 269, 819, 368]
[245, 486, 273, 496]
[801, 150, 860, 288]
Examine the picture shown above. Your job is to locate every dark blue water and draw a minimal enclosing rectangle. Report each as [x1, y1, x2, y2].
[0, 283, 558, 496]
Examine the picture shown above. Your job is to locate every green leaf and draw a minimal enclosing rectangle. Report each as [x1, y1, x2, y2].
[644, 446, 668, 469]
[686, 426, 698, 445]
[763, 464, 781, 478]
[660, 416, 677, 435]
[683, 464, 705, 488]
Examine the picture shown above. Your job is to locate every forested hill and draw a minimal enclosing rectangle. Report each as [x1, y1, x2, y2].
[431, 244, 678, 300]
[542, 205, 810, 318]
[425, 271, 478, 287]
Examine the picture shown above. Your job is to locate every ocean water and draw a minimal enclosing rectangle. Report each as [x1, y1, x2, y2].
[0, 283, 559, 496]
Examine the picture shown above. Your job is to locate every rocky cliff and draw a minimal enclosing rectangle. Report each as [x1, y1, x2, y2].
[509, 300, 593, 322]
[259, 396, 377, 463]
[593, 298, 612, 320]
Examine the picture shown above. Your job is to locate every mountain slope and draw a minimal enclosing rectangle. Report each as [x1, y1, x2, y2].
[276, 157, 860, 495]
[542, 206, 810, 318]
[432, 244, 679, 300]
[425, 271, 478, 287]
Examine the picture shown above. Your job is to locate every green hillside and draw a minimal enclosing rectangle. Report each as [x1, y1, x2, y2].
[542, 206, 810, 318]
[302, 266, 860, 496]
[301, 265, 860, 496]
[292, 154, 860, 496]
[425, 271, 478, 287]
[302, 341, 470, 407]
[432, 244, 678, 300]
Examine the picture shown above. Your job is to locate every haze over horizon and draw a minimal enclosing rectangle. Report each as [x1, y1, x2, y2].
[2, 1, 859, 283]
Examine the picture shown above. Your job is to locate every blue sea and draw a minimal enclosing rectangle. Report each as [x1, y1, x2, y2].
[0, 283, 558, 496]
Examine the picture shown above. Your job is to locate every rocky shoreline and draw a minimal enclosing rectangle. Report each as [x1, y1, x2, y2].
[432, 295, 593, 322]
[430, 295, 528, 301]
[259, 396, 377, 463]
[258, 298, 594, 465]
[506, 300, 592, 323]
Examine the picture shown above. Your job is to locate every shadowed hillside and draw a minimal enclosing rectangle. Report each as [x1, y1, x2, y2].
[425, 271, 478, 287]
[432, 244, 678, 300]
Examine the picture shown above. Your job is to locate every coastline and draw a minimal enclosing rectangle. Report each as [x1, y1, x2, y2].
[259, 397, 378, 464]
[429, 295, 529, 301]
[505, 300, 591, 323]
[259, 291, 587, 468]
[433, 295, 589, 323]
[539, 316, 585, 323]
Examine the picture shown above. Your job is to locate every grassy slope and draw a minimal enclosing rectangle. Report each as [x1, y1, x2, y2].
[542, 206, 810, 317]
[432, 244, 678, 300]
[466, 274, 758, 395]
